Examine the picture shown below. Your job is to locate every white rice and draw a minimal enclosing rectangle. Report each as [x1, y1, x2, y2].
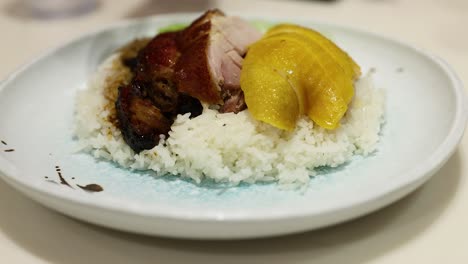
[74, 53, 385, 188]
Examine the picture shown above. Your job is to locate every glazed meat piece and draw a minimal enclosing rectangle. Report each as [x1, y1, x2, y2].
[116, 83, 172, 153]
[135, 32, 180, 82]
[115, 10, 259, 153]
[116, 32, 202, 153]
[116, 81, 202, 153]
[175, 9, 262, 111]
[133, 32, 181, 113]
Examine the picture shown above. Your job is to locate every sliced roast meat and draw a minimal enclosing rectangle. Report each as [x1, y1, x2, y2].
[133, 32, 182, 114]
[144, 79, 179, 114]
[115, 32, 181, 153]
[175, 9, 262, 111]
[115, 10, 261, 153]
[174, 34, 221, 104]
[115, 84, 172, 153]
[135, 32, 180, 82]
[116, 31, 200, 153]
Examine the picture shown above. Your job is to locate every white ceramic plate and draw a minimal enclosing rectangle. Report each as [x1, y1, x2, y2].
[0, 13, 466, 239]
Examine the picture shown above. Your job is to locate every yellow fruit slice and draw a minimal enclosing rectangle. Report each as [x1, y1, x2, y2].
[241, 30, 355, 130]
[265, 24, 361, 81]
[241, 38, 304, 130]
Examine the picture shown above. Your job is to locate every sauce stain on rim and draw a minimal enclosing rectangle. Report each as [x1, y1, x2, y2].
[55, 166, 72, 188]
[77, 184, 103, 192]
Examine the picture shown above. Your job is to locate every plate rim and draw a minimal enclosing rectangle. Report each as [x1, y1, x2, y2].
[0, 12, 466, 222]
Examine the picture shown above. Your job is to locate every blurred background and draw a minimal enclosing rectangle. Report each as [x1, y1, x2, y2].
[1, 0, 466, 83]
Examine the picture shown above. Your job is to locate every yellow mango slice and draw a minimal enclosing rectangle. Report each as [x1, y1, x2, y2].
[266, 24, 361, 81]
[241, 25, 359, 130]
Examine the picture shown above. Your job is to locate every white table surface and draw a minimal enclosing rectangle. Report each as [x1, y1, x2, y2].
[0, 0, 467, 263]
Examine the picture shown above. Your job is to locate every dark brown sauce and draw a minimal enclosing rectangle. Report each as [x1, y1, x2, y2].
[57, 171, 72, 188]
[46, 168, 102, 192]
[4, 149, 14, 152]
[77, 184, 103, 192]
[1, 140, 7, 145]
